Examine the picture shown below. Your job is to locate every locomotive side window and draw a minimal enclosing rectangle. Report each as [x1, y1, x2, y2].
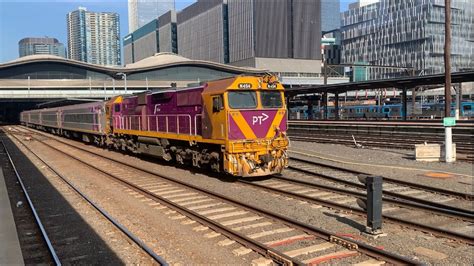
[261, 91, 283, 108]
[228, 91, 257, 109]
[212, 95, 224, 112]
[114, 104, 121, 112]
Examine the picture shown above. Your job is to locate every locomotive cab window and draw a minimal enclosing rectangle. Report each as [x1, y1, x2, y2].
[114, 104, 121, 112]
[228, 91, 257, 109]
[212, 95, 224, 112]
[260, 91, 283, 108]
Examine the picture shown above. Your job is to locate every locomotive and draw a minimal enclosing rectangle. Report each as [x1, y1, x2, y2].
[20, 75, 289, 177]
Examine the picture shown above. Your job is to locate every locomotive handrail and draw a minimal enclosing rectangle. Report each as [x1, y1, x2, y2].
[114, 114, 198, 136]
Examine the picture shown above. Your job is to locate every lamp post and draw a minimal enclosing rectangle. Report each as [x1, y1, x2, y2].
[116, 72, 127, 94]
[106, 77, 116, 95]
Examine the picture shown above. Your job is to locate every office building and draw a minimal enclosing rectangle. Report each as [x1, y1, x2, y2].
[128, 0, 175, 33]
[67, 7, 121, 66]
[124, 10, 177, 65]
[341, 0, 474, 79]
[18, 37, 66, 58]
[321, 0, 341, 32]
[125, 0, 326, 76]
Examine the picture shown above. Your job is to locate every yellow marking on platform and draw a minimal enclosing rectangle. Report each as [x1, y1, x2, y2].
[247, 227, 293, 239]
[208, 211, 248, 220]
[232, 222, 272, 231]
[221, 216, 263, 226]
[284, 242, 334, 257]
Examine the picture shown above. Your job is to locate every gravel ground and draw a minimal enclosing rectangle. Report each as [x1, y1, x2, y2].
[290, 141, 473, 194]
[2, 136, 154, 265]
[9, 133, 263, 265]
[11, 127, 474, 265]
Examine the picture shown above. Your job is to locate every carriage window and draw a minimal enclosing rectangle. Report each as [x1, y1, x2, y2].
[212, 95, 224, 112]
[463, 105, 471, 111]
[260, 91, 283, 108]
[384, 108, 390, 112]
[228, 91, 257, 109]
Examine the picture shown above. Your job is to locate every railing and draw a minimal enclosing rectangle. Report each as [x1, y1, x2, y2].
[113, 114, 202, 136]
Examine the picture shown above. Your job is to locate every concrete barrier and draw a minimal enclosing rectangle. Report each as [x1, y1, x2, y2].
[415, 143, 441, 162]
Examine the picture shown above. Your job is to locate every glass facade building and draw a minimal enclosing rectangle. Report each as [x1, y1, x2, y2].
[67, 7, 121, 66]
[341, 0, 474, 79]
[18, 37, 66, 58]
[321, 0, 341, 32]
[128, 0, 175, 33]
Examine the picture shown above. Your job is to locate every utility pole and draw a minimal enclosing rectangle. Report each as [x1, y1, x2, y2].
[444, 0, 455, 163]
[444, 0, 451, 117]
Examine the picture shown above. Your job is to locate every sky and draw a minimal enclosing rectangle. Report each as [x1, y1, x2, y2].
[0, 0, 353, 64]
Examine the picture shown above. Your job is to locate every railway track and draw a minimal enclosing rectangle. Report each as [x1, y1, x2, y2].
[2, 130, 166, 265]
[287, 120, 474, 160]
[10, 126, 419, 265]
[0, 139, 59, 264]
[234, 156, 474, 244]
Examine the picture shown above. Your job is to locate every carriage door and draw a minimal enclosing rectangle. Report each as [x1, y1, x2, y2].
[210, 94, 226, 140]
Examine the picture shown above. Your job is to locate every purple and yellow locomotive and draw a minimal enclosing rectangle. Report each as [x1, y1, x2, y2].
[21, 75, 289, 177]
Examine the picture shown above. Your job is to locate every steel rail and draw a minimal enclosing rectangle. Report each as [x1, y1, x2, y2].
[6, 134, 168, 265]
[290, 156, 474, 201]
[17, 127, 419, 265]
[238, 179, 474, 245]
[273, 174, 474, 221]
[1, 139, 62, 265]
[12, 131, 303, 265]
[286, 163, 474, 217]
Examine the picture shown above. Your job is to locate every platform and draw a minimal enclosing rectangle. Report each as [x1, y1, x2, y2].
[0, 167, 24, 265]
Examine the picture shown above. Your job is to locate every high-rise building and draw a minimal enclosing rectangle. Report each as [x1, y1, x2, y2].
[19, 37, 66, 58]
[341, 0, 474, 79]
[67, 7, 121, 66]
[321, 0, 341, 32]
[128, 0, 175, 33]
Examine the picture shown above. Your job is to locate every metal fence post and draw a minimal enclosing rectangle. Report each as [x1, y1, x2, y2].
[357, 175, 384, 235]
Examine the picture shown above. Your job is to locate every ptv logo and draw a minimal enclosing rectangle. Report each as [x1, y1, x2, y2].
[252, 113, 269, 125]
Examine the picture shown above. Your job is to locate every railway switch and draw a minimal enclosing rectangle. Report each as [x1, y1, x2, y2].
[357, 175, 384, 235]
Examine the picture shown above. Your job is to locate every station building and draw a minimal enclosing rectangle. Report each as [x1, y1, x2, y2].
[0, 53, 265, 123]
